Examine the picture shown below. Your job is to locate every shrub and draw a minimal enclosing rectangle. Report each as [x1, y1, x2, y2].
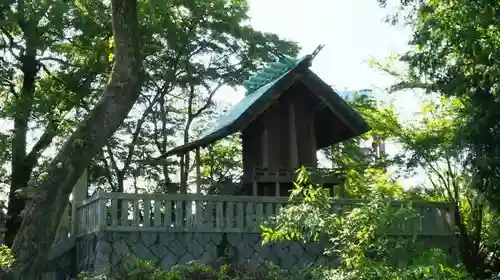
[0, 245, 14, 270]
[79, 256, 295, 280]
[261, 167, 468, 280]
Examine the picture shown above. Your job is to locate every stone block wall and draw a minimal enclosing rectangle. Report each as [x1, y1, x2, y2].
[77, 233, 99, 274]
[44, 242, 77, 280]
[74, 231, 457, 277]
[76, 231, 337, 276]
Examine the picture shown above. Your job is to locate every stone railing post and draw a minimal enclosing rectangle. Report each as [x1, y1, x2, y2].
[54, 204, 71, 243]
[71, 169, 88, 237]
[96, 190, 107, 231]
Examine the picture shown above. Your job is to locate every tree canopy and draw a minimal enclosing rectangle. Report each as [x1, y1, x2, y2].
[377, 0, 500, 209]
[1, 0, 500, 278]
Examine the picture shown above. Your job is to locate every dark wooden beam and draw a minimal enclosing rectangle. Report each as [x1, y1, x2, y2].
[313, 102, 327, 112]
[301, 73, 359, 134]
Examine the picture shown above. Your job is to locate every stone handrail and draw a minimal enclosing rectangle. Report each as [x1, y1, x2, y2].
[74, 192, 455, 237]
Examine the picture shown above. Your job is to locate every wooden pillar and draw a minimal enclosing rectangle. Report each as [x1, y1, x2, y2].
[71, 168, 88, 237]
[195, 147, 201, 194]
[262, 128, 268, 167]
[310, 115, 317, 166]
[289, 102, 298, 168]
[179, 153, 186, 193]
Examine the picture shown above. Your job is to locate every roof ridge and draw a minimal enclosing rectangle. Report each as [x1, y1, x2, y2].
[242, 56, 299, 95]
[241, 44, 325, 95]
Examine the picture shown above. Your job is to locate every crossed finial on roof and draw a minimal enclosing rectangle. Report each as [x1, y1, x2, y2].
[311, 44, 325, 59]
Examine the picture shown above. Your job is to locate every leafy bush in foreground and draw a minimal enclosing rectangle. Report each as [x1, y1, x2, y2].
[78, 257, 294, 280]
[261, 167, 468, 280]
[0, 245, 14, 270]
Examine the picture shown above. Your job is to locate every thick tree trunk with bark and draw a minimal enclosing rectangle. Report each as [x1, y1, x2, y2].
[5, 0, 143, 278]
[5, 164, 30, 247]
[5, 38, 39, 247]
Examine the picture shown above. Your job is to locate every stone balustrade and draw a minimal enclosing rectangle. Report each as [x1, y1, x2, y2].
[74, 192, 455, 237]
[0, 191, 457, 277]
[72, 192, 457, 275]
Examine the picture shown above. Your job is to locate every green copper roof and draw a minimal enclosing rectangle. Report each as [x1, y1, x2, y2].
[242, 56, 300, 94]
[162, 55, 311, 157]
[198, 56, 308, 139]
[161, 46, 371, 158]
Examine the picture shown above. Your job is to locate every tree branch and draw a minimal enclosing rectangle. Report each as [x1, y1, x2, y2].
[423, 157, 455, 201]
[105, 143, 121, 179]
[151, 105, 164, 153]
[24, 119, 58, 171]
[389, 81, 435, 93]
[99, 147, 117, 191]
[0, 27, 22, 59]
[191, 81, 223, 119]
[38, 56, 79, 68]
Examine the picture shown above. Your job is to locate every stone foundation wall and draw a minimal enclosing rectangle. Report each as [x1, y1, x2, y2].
[77, 231, 336, 275]
[77, 233, 99, 274]
[74, 231, 457, 277]
[44, 241, 77, 280]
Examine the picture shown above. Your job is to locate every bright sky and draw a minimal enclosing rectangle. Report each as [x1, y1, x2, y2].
[215, 0, 417, 108]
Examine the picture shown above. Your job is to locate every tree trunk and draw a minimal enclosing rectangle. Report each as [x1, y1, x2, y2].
[5, 35, 39, 247]
[159, 97, 175, 192]
[4, 164, 30, 248]
[6, 0, 142, 278]
[180, 119, 191, 193]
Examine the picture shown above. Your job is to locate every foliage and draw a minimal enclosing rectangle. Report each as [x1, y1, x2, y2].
[2, 0, 144, 276]
[2, 0, 499, 279]
[374, 0, 500, 274]
[261, 168, 467, 279]
[78, 256, 293, 280]
[0, 0, 299, 249]
[0, 245, 14, 270]
[323, 93, 413, 199]
[392, 97, 500, 278]
[94, 0, 300, 193]
[198, 134, 243, 194]
[381, 0, 500, 208]
[314, 262, 466, 280]
[0, 0, 112, 246]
